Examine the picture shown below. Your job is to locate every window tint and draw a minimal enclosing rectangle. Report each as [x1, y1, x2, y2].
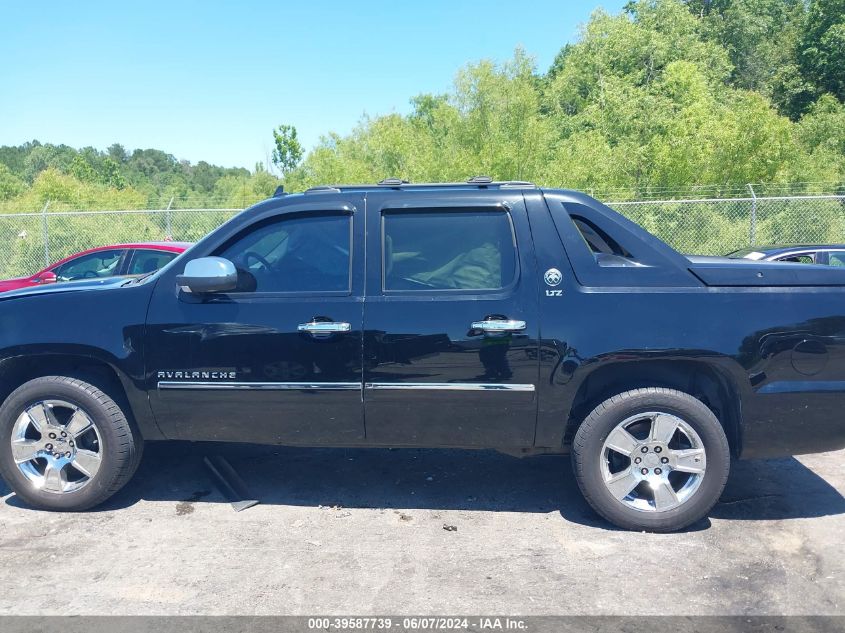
[828, 252, 845, 267]
[777, 254, 814, 264]
[572, 216, 631, 257]
[217, 213, 351, 293]
[383, 209, 516, 291]
[53, 250, 123, 281]
[128, 249, 178, 275]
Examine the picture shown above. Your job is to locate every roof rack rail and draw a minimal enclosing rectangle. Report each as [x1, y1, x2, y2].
[500, 180, 535, 188]
[304, 185, 342, 194]
[298, 180, 537, 194]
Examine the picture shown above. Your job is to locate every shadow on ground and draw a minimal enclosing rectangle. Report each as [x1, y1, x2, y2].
[4, 442, 844, 528]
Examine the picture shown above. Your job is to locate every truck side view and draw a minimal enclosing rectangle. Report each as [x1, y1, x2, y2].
[1, 180, 844, 531]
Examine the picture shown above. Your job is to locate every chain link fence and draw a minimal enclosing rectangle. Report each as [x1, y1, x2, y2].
[609, 195, 845, 255]
[0, 194, 843, 278]
[0, 208, 241, 279]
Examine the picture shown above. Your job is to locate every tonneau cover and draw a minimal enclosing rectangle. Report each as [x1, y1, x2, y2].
[688, 258, 845, 286]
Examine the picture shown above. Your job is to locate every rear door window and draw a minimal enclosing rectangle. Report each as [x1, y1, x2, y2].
[382, 209, 517, 291]
[775, 253, 815, 264]
[127, 249, 179, 275]
[827, 252, 845, 267]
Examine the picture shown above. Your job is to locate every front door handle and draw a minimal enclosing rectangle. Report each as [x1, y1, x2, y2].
[470, 319, 527, 333]
[298, 321, 352, 334]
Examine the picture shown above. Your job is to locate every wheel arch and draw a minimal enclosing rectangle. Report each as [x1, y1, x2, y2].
[564, 359, 744, 458]
[0, 351, 161, 440]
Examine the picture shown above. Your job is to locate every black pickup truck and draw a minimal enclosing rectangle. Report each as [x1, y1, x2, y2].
[1, 180, 844, 531]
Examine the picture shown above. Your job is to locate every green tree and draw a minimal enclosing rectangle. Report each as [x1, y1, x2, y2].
[271, 124, 304, 175]
[0, 164, 25, 200]
[688, 0, 810, 117]
[107, 143, 128, 163]
[68, 154, 98, 183]
[22, 144, 76, 182]
[799, 0, 845, 104]
[100, 158, 126, 189]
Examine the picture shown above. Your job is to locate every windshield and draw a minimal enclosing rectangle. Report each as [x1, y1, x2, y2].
[726, 248, 766, 260]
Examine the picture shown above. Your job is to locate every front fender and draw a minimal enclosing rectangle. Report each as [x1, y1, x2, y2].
[0, 284, 163, 440]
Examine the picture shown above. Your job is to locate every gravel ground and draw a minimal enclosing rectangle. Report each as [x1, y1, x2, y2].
[0, 443, 843, 615]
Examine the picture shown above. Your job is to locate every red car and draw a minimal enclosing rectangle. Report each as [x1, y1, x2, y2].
[0, 242, 192, 293]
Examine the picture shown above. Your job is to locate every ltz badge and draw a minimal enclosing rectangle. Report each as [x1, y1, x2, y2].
[544, 267, 563, 296]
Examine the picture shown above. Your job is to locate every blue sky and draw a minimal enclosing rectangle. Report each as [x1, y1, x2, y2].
[1, 1, 626, 169]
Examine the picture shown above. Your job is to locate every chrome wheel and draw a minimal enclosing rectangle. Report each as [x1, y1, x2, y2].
[10, 400, 102, 494]
[600, 411, 707, 513]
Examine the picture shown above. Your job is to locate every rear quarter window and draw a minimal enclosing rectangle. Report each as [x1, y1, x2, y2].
[545, 196, 697, 288]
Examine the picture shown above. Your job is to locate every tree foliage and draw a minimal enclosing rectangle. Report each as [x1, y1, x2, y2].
[271, 124, 304, 175]
[687, 0, 845, 118]
[0, 140, 280, 212]
[1, 0, 843, 224]
[283, 0, 845, 199]
[799, 0, 845, 105]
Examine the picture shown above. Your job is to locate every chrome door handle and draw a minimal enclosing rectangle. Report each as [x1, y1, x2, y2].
[297, 321, 352, 334]
[470, 319, 527, 332]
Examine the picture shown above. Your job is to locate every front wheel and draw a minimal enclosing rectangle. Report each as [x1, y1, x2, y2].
[572, 388, 730, 532]
[0, 376, 142, 511]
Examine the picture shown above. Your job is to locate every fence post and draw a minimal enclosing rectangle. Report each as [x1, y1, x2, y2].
[747, 183, 757, 245]
[40, 200, 50, 267]
[165, 196, 174, 239]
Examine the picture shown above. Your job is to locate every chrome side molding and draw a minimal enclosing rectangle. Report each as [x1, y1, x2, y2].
[365, 382, 535, 392]
[158, 381, 360, 391]
[157, 381, 536, 392]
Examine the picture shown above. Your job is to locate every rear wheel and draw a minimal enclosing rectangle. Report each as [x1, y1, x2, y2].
[0, 376, 142, 511]
[572, 388, 730, 532]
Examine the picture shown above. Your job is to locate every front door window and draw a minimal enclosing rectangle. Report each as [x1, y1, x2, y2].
[217, 214, 351, 294]
[53, 250, 124, 281]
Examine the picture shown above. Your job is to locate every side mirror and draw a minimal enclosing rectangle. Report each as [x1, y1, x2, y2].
[35, 271, 57, 285]
[176, 257, 237, 294]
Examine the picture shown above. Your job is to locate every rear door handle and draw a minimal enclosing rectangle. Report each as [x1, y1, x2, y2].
[297, 321, 352, 334]
[470, 319, 527, 333]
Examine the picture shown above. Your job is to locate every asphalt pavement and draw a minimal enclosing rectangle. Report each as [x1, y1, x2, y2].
[0, 442, 842, 615]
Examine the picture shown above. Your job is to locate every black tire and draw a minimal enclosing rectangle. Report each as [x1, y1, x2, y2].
[0, 376, 143, 511]
[572, 387, 730, 532]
